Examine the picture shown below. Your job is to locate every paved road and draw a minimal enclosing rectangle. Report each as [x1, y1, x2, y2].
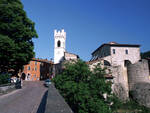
[0, 81, 48, 113]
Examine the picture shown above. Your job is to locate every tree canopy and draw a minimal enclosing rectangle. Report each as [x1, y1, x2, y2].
[53, 60, 150, 113]
[53, 60, 113, 113]
[0, 0, 38, 74]
[141, 51, 150, 59]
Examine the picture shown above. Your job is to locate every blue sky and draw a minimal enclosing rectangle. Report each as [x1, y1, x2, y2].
[21, 0, 150, 61]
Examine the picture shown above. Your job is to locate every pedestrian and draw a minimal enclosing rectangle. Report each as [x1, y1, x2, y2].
[20, 78, 23, 88]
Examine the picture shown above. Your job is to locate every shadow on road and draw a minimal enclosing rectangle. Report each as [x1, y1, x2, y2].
[37, 90, 48, 113]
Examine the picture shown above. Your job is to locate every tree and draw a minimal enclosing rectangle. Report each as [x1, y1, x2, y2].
[0, 35, 16, 72]
[0, 0, 38, 75]
[141, 51, 150, 59]
[53, 60, 112, 113]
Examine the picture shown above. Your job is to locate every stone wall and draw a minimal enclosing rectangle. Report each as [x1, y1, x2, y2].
[130, 82, 150, 108]
[127, 59, 150, 108]
[127, 59, 150, 91]
[45, 83, 73, 113]
[88, 60, 129, 101]
[0, 83, 16, 95]
[110, 66, 129, 101]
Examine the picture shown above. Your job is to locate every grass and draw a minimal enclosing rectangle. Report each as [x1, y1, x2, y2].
[114, 100, 150, 113]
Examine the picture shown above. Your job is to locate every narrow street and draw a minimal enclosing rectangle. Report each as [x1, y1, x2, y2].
[0, 81, 48, 113]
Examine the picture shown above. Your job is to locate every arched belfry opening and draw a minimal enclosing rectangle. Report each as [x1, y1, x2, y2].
[57, 40, 61, 47]
[104, 60, 111, 66]
[124, 60, 132, 67]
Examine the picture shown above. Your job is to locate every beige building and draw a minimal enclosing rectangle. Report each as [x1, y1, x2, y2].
[64, 52, 79, 61]
[91, 42, 141, 67]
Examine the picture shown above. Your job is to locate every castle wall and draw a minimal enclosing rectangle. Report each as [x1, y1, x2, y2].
[111, 66, 129, 101]
[127, 59, 150, 91]
[90, 43, 150, 106]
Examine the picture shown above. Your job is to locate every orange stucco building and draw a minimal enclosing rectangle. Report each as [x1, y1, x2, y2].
[22, 58, 53, 81]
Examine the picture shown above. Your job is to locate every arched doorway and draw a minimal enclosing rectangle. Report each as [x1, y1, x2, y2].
[124, 60, 132, 67]
[27, 73, 31, 81]
[21, 73, 26, 80]
[104, 60, 111, 66]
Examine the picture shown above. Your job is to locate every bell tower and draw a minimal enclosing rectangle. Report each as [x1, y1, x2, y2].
[54, 29, 66, 64]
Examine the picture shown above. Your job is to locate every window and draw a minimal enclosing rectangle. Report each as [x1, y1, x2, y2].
[28, 66, 30, 70]
[57, 40, 61, 47]
[34, 74, 36, 77]
[35, 61, 37, 65]
[113, 49, 115, 54]
[104, 60, 111, 66]
[35, 67, 37, 71]
[125, 50, 128, 54]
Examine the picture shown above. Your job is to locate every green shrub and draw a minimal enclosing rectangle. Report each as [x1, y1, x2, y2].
[0, 73, 10, 85]
[53, 60, 112, 113]
[53, 60, 150, 113]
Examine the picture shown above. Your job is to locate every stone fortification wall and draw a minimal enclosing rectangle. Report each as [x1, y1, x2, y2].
[127, 59, 150, 91]
[88, 60, 129, 101]
[127, 59, 150, 108]
[110, 66, 129, 101]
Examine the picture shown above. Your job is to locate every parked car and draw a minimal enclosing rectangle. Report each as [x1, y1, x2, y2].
[44, 79, 51, 87]
[11, 77, 17, 83]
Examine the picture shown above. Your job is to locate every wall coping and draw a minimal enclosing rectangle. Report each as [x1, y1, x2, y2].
[45, 83, 73, 113]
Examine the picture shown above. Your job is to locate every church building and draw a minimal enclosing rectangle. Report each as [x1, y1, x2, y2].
[53, 29, 79, 75]
[54, 29, 79, 64]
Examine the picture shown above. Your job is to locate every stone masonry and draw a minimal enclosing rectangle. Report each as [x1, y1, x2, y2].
[89, 42, 150, 103]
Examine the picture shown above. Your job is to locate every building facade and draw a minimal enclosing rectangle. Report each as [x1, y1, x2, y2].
[54, 29, 66, 64]
[91, 42, 141, 67]
[22, 58, 53, 81]
[89, 42, 149, 101]
[64, 52, 79, 61]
